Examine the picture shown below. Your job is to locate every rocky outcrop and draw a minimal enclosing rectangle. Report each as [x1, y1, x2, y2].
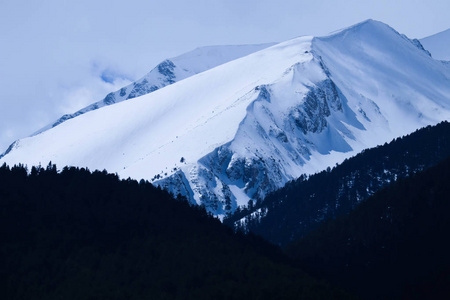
[156, 74, 353, 214]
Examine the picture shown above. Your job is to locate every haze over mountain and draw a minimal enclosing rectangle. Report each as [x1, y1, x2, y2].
[421, 28, 450, 61]
[33, 43, 275, 135]
[2, 20, 450, 216]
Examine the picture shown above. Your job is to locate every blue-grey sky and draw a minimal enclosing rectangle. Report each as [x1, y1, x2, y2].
[1, 0, 449, 152]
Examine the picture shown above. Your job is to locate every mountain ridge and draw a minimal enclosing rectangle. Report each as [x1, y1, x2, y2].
[286, 152, 450, 299]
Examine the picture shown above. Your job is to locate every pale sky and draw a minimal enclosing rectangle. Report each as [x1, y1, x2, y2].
[1, 0, 449, 152]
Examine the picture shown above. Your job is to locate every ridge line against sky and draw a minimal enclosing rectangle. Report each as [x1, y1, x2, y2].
[1, 0, 450, 152]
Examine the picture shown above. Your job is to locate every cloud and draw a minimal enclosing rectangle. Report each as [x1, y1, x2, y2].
[0, 53, 133, 152]
[101, 72, 116, 84]
[57, 75, 133, 115]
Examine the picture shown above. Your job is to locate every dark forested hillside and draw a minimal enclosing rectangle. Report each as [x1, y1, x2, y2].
[225, 121, 450, 246]
[0, 163, 349, 300]
[286, 155, 450, 299]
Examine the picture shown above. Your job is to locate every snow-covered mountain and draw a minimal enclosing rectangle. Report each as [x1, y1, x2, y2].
[34, 43, 275, 135]
[421, 28, 450, 61]
[2, 20, 450, 217]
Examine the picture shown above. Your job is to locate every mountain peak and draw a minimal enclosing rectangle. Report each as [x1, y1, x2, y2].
[2, 21, 450, 216]
[325, 19, 393, 38]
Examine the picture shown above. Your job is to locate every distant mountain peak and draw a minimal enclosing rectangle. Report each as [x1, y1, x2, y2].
[31, 43, 276, 136]
[326, 19, 391, 37]
[420, 27, 450, 61]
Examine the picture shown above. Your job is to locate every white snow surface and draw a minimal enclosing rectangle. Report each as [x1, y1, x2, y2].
[2, 20, 450, 216]
[421, 28, 450, 61]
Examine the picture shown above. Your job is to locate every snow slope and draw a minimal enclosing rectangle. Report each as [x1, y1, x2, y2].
[421, 28, 450, 61]
[2, 20, 450, 216]
[34, 43, 275, 134]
